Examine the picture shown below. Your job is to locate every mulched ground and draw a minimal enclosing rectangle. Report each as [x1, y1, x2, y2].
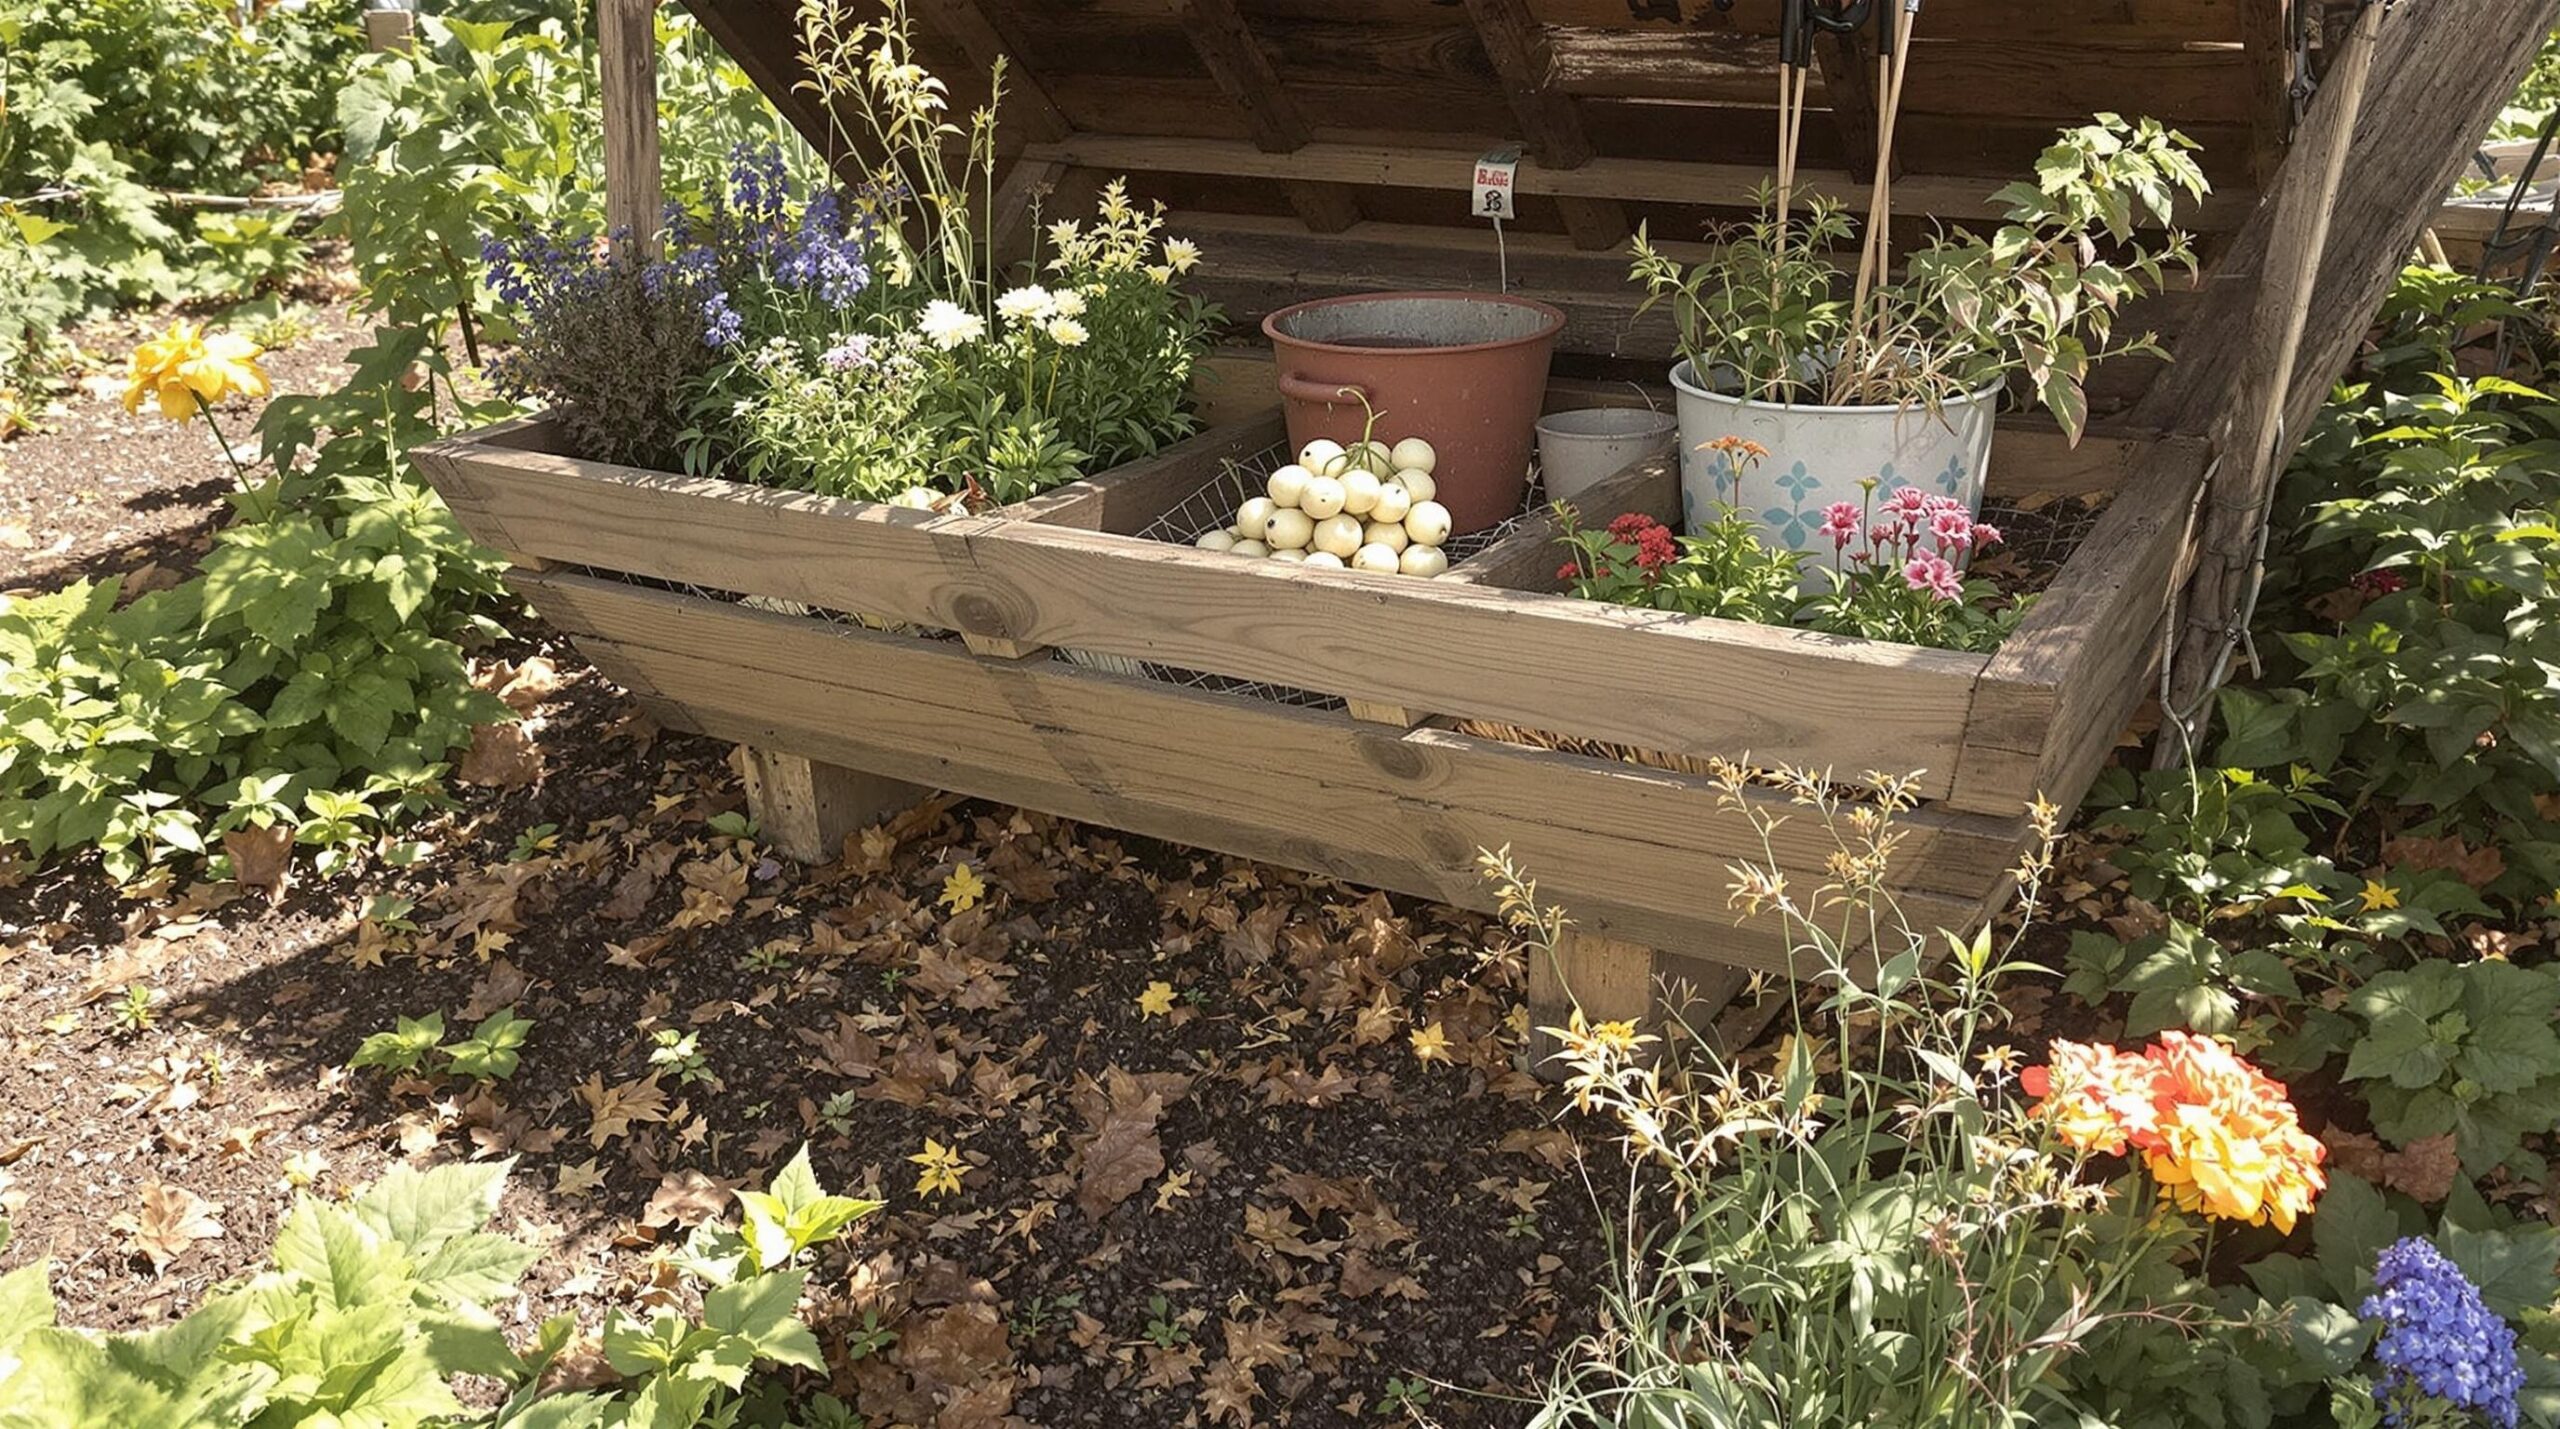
[0, 300, 1615, 1426]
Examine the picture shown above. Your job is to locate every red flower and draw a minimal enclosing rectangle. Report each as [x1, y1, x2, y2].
[2354, 568, 2408, 596]
[1556, 560, 1582, 582]
[1633, 525, 1678, 574]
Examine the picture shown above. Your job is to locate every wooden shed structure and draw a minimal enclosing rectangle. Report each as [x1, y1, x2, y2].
[419, 0, 2558, 1047]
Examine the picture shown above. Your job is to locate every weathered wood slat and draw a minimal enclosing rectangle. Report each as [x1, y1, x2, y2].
[515, 570, 2001, 968]
[911, 0, 1073, 143]
[1945, 438, 2212, 816]
[1516, 0, 2245, 46]
[1543, 30, 2254, 125]
[1018, 133, 2253, 231]
[598, 0, 662, 248]
[2131, 0, 2560, 439]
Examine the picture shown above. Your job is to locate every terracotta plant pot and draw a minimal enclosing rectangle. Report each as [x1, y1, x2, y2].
[1262, 291, 1566, 535]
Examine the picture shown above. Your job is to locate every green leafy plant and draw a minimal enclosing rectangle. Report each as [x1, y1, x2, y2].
[0, 1152, 874, 1428]
[349, 1011, 447, 1075]
[1630, 115, 2206, 442]
[2342, 959, 2560, 1180]
[440, 1007, 532, 1081]
[351, 1007, 534, 1083]
[649, 1027, 714, 1087]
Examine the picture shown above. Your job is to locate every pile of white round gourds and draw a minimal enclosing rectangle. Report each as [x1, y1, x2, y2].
[1196, 436, 1454, 577]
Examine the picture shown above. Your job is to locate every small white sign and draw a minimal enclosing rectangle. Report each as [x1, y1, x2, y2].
[1472, 147, 1522, 219]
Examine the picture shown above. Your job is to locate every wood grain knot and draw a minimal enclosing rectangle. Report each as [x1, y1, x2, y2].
[948, 590, 1018, 641]
[1353, 731, 1430, 782]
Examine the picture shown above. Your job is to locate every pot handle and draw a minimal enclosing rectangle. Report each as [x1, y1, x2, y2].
[1276, 371, 1373, 407]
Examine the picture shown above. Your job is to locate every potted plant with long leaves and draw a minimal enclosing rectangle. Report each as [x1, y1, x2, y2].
[1629, 8, 2208, 557]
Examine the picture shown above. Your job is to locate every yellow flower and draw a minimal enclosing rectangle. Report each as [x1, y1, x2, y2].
[123, 320, 269, 423]
[1163, 237, 1201, 273]
[909, 1138, 966, 1199]
[2360, 878, 2400, 912]
[1409, 1020, 1451, 1064]
[939, 863, 985, 913]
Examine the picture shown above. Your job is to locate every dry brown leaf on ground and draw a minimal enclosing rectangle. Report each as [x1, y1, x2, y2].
[641, 1169, 741, 1228]
[1073, 1068, 1167, 1220]
[459, 719, 542, 789]
[220, 823, 294, 902]
[493, 655, 564, 711]
[112, 1182, 224, 1273]
[2382, 832, 2508, 889]
[578, 1071, 671, 1147]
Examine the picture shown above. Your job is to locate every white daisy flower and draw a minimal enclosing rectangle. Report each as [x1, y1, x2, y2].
[918, 300, 985, 350]
[1045, 316, 1089, 348]
[995, 285, 1055, 324]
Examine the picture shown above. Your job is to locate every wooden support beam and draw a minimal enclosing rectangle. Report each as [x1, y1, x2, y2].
[737, 747, 930, 864]
[1458, 0, 1629, 250]
[598, 0, 663, 251]
[2131, 0, 2560, 437]
[2133, 0, 2560, 739]
[911, 0, 1072, 143]
[1167, 0, 1362, 234]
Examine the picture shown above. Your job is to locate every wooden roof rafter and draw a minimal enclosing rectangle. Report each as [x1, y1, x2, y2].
[1457, 0, 1629, 250]
[1165, 0, 1362, 234]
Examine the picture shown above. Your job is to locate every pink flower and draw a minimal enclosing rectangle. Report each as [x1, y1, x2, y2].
[1931, 507, 1975, 550]
[1903, 553, 1963, 601]
[1819, 500, 1861, 549]
[1889, 486, 1930, 514]
[1972, 523, 2004, 549]
[1869, 522, 1901, 549]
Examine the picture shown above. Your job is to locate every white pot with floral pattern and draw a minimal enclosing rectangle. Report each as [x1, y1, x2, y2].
[1668, 358, 1999, 563]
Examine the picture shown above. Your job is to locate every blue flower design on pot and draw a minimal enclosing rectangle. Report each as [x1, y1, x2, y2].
[1933, 452, 1967, 498]
[1762, 462, 1824, 547]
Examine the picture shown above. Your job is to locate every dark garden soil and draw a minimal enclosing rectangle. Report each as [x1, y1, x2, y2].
[0, 301, 1617, 1426]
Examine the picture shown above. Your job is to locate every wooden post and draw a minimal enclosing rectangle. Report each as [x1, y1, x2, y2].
[1525, 927, 1656, 1070]
[737, 748, 928, 864]
[598, 0, 663, 251]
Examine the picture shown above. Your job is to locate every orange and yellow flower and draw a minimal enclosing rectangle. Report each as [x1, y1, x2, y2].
[2024, 1029, 2325, 1233]
[123, 321, 270, 423]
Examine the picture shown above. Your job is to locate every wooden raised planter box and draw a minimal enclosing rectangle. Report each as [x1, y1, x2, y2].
[427, 0, 2560, 1043]
[415, 396, 2210, 1030]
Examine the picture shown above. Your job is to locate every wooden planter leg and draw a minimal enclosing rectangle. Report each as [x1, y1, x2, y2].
[737, 748, 929, 863]
[1526, 928, 1658, 1076]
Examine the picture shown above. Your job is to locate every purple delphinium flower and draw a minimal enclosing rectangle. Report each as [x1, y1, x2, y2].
[2360, 1237, 2523, 1429]
[773, 191, 872, 310]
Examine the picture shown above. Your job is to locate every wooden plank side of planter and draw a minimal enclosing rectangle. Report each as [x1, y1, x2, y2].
[1944, 436, 2213, 818]
[513, 570, 2002, 970]
[954, 520, 1988, 799]
[421, 415, 1986, 796]
[410, 415, 1284, 630]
